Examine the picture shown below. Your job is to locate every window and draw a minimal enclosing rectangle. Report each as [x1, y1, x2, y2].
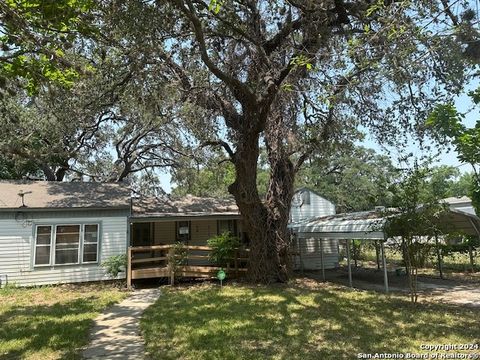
[34, 224, 100, 266]
[217, 220, 237, 236]
[176, 221, 190, 242]
[55, 225, 80, 264]
[83, 225, 99, 263]
[34, 226, 52, 265]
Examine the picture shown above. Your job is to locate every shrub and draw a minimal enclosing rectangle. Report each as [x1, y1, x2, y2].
[207, 232, 240, 268]
[167, 242, 188, 275]
[102, 254, 127, 279]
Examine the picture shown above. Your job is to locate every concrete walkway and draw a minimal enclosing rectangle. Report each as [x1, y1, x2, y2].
[83, 288, 161, 360]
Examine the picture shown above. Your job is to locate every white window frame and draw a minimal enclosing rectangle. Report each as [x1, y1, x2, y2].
[33, 223, 100, 267]
[33, 225, 54, 267]
[82, 224, 100, 264]
[53, 224, 81, 266]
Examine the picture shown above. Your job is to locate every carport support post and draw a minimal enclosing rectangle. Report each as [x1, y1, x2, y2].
[468, 245, 475, 273]
[320, 238, 326, 281]
[375, 240, 381, 270]
[346, 239, 352, 288]
[434, 234, 444, 279]
[381, 241, 389, 294]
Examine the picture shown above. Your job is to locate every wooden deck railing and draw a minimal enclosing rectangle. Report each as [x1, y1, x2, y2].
[127, 244, 249, 288]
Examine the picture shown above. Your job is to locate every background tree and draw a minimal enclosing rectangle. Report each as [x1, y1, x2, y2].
[0, 48, 191, 184]
[427, 87, 480, 212]
[296, 146, 398, 212]
[171, 149, 236, 198]
[385, 163, 450, 303]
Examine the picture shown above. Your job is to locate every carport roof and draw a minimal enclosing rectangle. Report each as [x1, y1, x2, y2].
[289, 210, 387, 239]
[290, 203, 480, 240]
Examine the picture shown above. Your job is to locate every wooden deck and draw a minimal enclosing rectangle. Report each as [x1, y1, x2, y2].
[127, 244, 249, 287]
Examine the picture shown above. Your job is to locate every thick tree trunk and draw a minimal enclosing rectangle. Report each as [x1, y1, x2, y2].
[228, 123, 295, 283]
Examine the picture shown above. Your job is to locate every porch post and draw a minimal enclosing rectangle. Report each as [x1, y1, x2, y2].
[168, 247, 175, 286]
[127, 247, 132, 289]
[234, 249, 239, 279]
[468, 219, 480, 273]
[381, 241, 389, 293]
[346, 239, 352, 288]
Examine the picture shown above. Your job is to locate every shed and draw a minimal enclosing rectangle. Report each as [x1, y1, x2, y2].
[290, 188, 338, 271]
[0, 181, 131, 286]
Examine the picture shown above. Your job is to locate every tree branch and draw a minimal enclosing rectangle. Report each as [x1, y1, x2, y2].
[171, 0, 256, 106]
[201, 140, 236, 161]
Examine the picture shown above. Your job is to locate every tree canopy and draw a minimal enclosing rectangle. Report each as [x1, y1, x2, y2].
[0, 0, 97, 94]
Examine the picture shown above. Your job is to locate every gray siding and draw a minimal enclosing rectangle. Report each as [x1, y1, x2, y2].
[293, 236, 339, 270]
[290, 189, 335, 223]
[0, 209, 128, 286]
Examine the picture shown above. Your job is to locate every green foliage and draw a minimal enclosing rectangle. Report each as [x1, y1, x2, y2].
[296, 146, 398, 212]
[0, 282, 18, 293]
[208, 0, 223, 14]
[102, 254, 127, 279]
[386, 165, 448, 238]
[0, 0, 96, 93]
[207, 232, 240, 268]
[385, 163, 450, 303]
[167, 242, 188, 275]
[427, 87, 480, 213]
[442, 234, 480, 255]
[290, 54, 313, 71]
[172, 155, 236, 197]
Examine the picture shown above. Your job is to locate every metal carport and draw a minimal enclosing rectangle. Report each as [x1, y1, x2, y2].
[290, 206, 480, 293]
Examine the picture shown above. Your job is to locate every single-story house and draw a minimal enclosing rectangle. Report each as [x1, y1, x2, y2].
[131, 195, 244, 248]
[0, 182, 337, 286]
[0, 181, 130, 286]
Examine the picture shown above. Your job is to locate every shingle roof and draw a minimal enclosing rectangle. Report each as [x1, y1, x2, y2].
[132, 194, 240, 218]
[0, 181, 131, 210]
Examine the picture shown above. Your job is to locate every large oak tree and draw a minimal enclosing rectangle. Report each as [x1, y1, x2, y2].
[98, 0, 478, 282]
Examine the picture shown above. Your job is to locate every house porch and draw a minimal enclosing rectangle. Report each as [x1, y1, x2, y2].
[128, 217, 248, 287]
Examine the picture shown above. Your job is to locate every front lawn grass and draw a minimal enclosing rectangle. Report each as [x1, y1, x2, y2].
[0, 283, 127, 360]
[141, 279, 480, 360]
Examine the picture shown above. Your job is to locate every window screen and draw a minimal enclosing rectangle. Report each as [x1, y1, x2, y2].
[34, 225, 52, 265]
[83, 224, 99, 263]
[55, 225, 80, 264]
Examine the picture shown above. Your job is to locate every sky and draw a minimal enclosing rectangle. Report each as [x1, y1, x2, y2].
[363, 81, 479, 173]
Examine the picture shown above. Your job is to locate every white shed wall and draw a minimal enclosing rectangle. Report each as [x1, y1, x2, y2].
[0, 209, 128, 286]
[293, 236, 339, 270]
[290, 189, 338, 270]
[290, 189, 336, 223]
